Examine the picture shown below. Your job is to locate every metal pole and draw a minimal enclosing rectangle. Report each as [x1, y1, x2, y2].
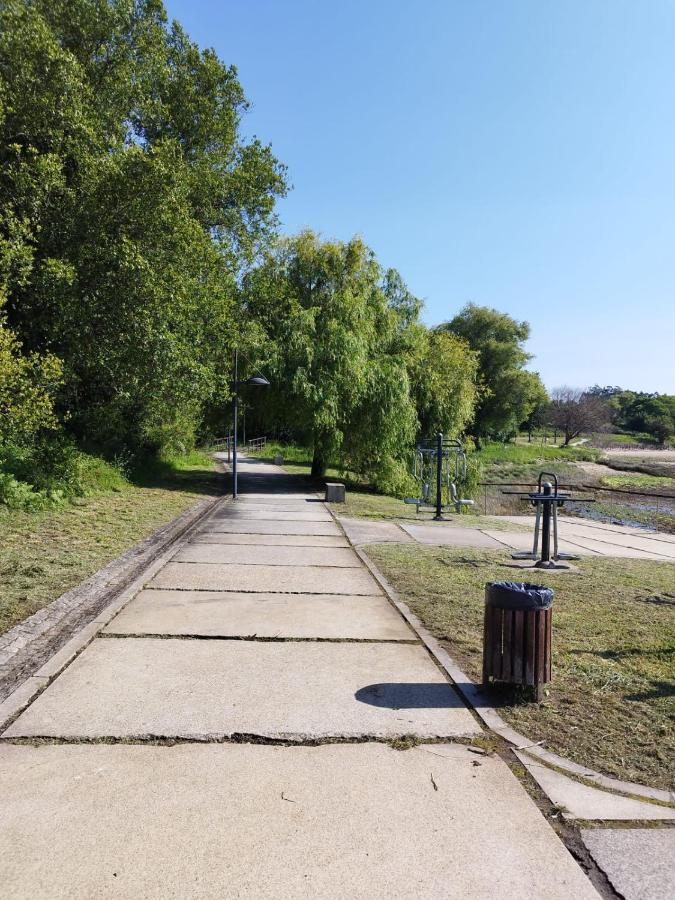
[232, 348, 238, 500]
[434, 432, 443, 521]
[540, 488, 552, 564]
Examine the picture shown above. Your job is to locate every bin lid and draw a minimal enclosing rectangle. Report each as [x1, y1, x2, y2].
[485, 581, 554, 610]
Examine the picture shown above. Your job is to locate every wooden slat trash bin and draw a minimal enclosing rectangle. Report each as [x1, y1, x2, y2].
[482, 581, 553, 701]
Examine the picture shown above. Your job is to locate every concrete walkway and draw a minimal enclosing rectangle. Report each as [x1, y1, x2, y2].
[0, 458, 599, 898]
[339, 512, 675, 560]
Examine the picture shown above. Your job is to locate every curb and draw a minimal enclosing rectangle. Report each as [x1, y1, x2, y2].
[0, 491, 227, 706]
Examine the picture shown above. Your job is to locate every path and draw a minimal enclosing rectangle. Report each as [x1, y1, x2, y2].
[0, 457, 599, 898]
[339, 511, 675, 560]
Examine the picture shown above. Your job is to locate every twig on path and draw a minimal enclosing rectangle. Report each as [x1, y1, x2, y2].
[281, 791, 296, 803]
[430, 773, 438, 792]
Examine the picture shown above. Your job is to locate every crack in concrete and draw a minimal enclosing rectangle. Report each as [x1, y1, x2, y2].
[98, 633, 421, 645]
[0, 733, 481, 749]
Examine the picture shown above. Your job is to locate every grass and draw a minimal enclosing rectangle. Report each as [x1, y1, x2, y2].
[477, 442, 599, 466]
[365, 543, 675, 791]
[0, 450, 221, 636]
[600, 473, 675, 490]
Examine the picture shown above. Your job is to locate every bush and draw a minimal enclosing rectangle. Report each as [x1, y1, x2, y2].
[0, 438, 128, 511]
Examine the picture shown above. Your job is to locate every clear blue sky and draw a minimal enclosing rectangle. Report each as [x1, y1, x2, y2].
[164, 0, 675, 393]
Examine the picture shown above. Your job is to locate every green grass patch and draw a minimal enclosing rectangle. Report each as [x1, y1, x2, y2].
[365, 543, 675, 791]
[0, 450, 221, 636]
[600, 473, 675, 490]
[476, 442, 599, 466]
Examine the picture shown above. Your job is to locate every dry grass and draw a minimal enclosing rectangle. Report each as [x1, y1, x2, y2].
[365, 543, 675, 791]
[0, 455, 221, 635]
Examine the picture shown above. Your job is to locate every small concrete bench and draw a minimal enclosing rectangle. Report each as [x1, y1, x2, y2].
[325, 483, 346, 503]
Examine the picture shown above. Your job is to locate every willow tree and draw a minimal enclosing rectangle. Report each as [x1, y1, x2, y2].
[244, 231, 418, 492]
[408, 330, 479, 440]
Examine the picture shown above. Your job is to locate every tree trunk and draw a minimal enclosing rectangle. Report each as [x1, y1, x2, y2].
[311, 448, 326, 478]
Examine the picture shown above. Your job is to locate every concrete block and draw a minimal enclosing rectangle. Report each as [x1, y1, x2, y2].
[0, 743, 598, 899]
[193, 533, 349, 548]
[325, 483, 345, 502]
[581, 828, 675, 899]
[399, 524, 505, 548]
[338, 518, 412, 545]
[515, 753, 675, 821]
[148, 562, 382, 595]
[103, 590, 415, 640]
[217, 508, 333, 522]
[175, 544, 361, 568]
[200, 520, 341, 536]
[5, 639, 480, 740]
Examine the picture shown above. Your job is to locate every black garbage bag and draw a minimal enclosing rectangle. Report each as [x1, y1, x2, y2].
[485, 581, 554, 611]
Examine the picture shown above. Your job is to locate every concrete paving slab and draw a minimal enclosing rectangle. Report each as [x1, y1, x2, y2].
[238, 492, 320, 501]
[149, 561, 382, 594]
[0, 742, 598, 899]
[555, 534, 671, 560]
[337, 517, 412, 545]
[215, 508, 333, 522]
[581, 828, 675, 900]
[556, 525, 675, 560]
[515, 753, 675, 821]
[398, 523, 505, 548]
[103, 590, 415, 640]
[194, 533, 349, 547]
[5, 639, 480, 739]
[480, 529, 594, 556]
[176, 544, 361, 568]
[200, 520, 341, 536]
[232, 501, 324, 511]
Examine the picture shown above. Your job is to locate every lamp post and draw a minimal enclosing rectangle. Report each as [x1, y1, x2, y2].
[231, 348, 269, 499]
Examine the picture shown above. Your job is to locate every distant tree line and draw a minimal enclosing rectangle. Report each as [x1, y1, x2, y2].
[586, 387, 675, 445]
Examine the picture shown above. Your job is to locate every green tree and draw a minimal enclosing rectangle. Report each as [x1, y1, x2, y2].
[439, 304, 544, 445]
[244, 231, 419, 491]
[0, 0, 286, 453]
[408, 330, 478, 440]
[0, 316, 62, 446]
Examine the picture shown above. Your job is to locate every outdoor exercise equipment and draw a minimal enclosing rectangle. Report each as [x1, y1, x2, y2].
[405, 432, 474, 520]
[502, 472, 593, 569]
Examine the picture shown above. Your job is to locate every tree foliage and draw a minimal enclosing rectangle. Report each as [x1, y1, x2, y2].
[438, 304, 546, 444]
[0, 0, 286, 453]
[0, 317, 62, 446]
[242, 233, 482, 492]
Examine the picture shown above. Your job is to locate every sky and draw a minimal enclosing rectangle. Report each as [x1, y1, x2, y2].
[163, 0, 675, 393]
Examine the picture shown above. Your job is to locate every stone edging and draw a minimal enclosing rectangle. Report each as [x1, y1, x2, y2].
[0, 492, 226, 705]
[323, 508, 674, 806]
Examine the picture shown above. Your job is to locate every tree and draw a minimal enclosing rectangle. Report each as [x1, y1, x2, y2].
[522, 377, 551, 442]
[547, 387, 610, 446]
[243, 231, 420, 490]
[0, 316, 62, 447]
[438, 304, 545, 445]
[408, 330, 478, 440]
[0, 0, 287, 453]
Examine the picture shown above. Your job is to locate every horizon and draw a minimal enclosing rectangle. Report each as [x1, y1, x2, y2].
[163, 0, 675, 394]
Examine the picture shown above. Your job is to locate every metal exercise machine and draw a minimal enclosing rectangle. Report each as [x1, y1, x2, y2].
[502, 471, 593, 569]
[405, 432, 474, 521]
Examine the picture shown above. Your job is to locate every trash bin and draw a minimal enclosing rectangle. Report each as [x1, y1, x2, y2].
[482, 581, 553, 700]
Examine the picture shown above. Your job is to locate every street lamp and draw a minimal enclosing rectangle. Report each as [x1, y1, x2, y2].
[231, 348, 269, 499]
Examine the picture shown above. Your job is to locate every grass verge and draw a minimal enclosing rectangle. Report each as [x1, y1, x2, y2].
[365, 543, 675, 791]
[0, 451, 221, 636]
